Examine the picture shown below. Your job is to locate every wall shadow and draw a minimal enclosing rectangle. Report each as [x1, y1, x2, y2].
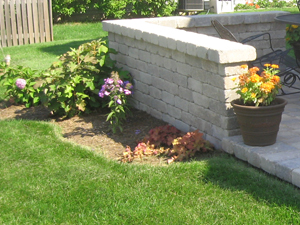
[38, 39, 98, 56]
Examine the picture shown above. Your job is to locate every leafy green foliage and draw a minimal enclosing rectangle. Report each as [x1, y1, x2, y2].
[52, 0, 94, 21]
[0, 62, 41, 107]
[40, 39, 129, 118]
[52, 0, 178, 21]
[1, 39, 131, 122]
[121, 125, 214, 163]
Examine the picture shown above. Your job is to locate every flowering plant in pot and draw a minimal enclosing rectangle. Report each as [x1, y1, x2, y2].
[285, 24, 300, 61]
[286, 24, 300, 47]
[232, 64, 282, 106]
[231, 64, 287, 146]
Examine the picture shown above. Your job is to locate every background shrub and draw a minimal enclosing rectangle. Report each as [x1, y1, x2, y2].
[52, 0, 178, 21]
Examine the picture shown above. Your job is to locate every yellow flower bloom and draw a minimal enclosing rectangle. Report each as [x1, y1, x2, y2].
[232, 77, 237, 81]
[241, 64, 248, 69]
[260, 82, 274, 93]
[250, 74, 261, 83]
[292, 25, 299, 29]
[234, 64, 281, 106]
[241, 87, 248, 93]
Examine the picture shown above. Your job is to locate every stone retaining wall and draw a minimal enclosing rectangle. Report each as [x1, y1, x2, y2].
[102, 11, 289, 149]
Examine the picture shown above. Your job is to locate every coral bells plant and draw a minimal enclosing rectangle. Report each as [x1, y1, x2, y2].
[232, 64, 282, 107]
[99, 71, 133, 133]
[121, 125, 214, 164]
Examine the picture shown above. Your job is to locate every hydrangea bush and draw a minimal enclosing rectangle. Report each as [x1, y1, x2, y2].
[0, 62, 41, 107]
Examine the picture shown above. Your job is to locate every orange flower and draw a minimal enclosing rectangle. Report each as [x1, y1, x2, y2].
[255, 4, 260, 9]
[241, 64, 248, 69]
[241, 87, 248, 93]
[260, 82, 274, 93]
[250, 74, 261, 83]
[271, 75, 281, 84]
[249, 67, 259, 75]
[234, 64, 281, 106]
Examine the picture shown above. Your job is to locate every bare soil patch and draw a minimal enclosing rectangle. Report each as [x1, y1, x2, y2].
[0, 101, 222, 164]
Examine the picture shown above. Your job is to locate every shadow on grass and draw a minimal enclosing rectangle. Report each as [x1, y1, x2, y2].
[201, 155, 300, 222]
[38, 39, 100, 56]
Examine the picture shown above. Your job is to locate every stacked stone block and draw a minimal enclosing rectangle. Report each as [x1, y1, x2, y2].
[103, 11, 289, 149]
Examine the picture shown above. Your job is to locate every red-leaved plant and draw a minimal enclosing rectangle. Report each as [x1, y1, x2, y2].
[121, 125, 214, 164]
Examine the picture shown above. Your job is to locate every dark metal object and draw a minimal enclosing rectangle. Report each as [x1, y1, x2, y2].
[275, 14, 300, 26]
[211, 20, 277, 64]
[178, 0, 204, 11]
[211, 19, 300, 95]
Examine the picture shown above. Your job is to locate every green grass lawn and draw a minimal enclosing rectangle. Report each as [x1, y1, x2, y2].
[1, 119, 300, 224]
[2, 10, 300, 223]
[0, 22, 107, 71]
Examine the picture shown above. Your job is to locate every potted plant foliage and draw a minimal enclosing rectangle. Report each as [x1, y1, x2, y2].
[286, 24, 300, 62]
[231, 64, 287, 146]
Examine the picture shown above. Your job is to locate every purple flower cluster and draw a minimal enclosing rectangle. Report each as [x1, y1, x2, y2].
[16, 78, 27, 89]
[99, 78, 133, 104]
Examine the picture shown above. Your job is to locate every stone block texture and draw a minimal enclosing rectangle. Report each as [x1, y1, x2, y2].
[103, 11, 289, 148]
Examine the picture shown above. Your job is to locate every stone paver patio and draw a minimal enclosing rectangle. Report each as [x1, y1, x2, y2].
[222, 91, 300, 188]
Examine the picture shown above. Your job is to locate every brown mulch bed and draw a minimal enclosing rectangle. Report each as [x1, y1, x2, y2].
[0, 101, 222, 164]
[0, 101, 170, 163]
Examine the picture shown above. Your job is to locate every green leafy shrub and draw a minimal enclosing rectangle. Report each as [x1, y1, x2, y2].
[131, 0, 177, 18]
[52, 0, 178, 21]
[1, 39, 131, 123]
[39, 39, 131, 118]
[121, 125, 214, 164]
[0, 62, 41, 107]
[52, 0, 95, 21]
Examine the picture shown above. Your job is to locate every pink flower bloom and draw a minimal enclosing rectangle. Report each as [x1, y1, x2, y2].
[99, 92, 104, 98]
[106, 78, 114, 84]
[16, 78, 26, 89]
[124, 89, 131, 95]
[117, 99, 122, 104]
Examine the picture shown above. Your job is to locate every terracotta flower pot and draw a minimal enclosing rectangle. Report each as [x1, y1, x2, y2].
[231, 97, 287, 146]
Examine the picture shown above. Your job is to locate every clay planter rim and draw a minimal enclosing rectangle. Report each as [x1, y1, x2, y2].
[231, 97, 287, 114]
